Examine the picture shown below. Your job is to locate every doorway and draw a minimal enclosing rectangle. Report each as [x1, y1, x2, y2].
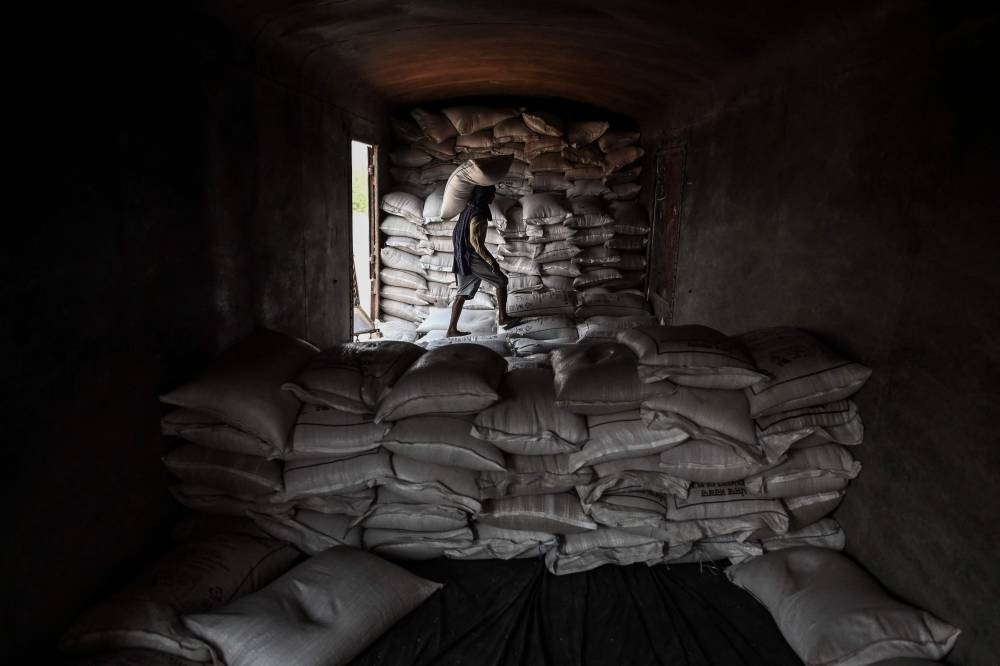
[351, 140, 378, 338]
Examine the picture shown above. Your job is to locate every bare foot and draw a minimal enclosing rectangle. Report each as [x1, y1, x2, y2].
[498, 317, 520, 328]
[446, 329, 470, 338]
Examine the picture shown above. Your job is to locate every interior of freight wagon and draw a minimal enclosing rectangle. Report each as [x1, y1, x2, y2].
[15, 1, 999, 665]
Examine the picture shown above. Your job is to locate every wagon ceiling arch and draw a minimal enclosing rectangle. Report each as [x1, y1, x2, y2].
[209, 0, 867, 123]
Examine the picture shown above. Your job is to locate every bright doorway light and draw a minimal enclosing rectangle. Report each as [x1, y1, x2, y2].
[351, 140, 376, 337]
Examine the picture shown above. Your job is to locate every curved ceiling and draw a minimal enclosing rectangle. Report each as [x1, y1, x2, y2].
[213, 0, 865, 123]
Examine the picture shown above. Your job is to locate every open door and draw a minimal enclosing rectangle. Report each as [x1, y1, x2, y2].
[351, 140, 378, 338]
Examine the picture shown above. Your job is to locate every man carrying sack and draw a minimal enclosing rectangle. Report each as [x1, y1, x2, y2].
[447, 185, 519, 336]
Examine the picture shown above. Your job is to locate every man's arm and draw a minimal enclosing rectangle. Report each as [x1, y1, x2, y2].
[469, 215, 499, 268]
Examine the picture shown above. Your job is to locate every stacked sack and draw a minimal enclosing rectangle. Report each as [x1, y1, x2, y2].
[382, 105, 655, 356]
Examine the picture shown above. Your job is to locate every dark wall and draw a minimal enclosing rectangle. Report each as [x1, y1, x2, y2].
[644, 5, 999, 664]
[9, 6, 383, 656]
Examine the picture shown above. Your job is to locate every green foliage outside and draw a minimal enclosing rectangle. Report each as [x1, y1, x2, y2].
[352, 167, 369, 213]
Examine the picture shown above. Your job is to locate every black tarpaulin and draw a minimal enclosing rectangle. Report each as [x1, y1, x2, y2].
[349, 558, 802, 666]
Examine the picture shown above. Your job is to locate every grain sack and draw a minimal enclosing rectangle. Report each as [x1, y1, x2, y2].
[418, 332, 508, 356]
[375, 343, 506, 422]
[364, 527, 475, 560]
[579, 456, 690, 508]
[502, 315, 576, 340]
[419, 162, 457, 184]
[249, 510, 362, 555]
[532, 172, 572, 192]
[726, 548, 960, 666]
[442, 106, 518, 135]
[566, 165, 606, 181]
[567, 179, 611, 198]
[575, 289, 650, 318]
[281, 450, 391, 500]
[784, 490, 846, 529]
[382, 415, 505, 472]
[445, 523, 557, 560]
[566, 120, 609, 148]
[384, 236, 427, 256]
[541, 275, 575, 291]
[603, 146, 645, 173]
[286, 404, 389, 460]
[529, 152, 573, 172]
[759, 518, 846, 552]
[419, 252, 454, 273]
[607, 235, 647, 250]
[379, 268, 427, 290]
[741, 327, 873, 417]
[286, 489, 375, 516]
[525, 224, 577, 242]
[498, 240, 542, 258]
[521, 193, 572, 225]
[472, 368, 589, 455]
[421, 185, 447, 222]
[380, 286, 426, 306]
[170, 485, 294, 518]
[478, 453, 595, 498]
[603, 271, 647, 290]
[597, 130, 640, 152]
[391, 115, 424, 143]
[416, 281, 455, 306]
[668, 484, 789, 537]
[379, 298, 423, 323]
[539, 261, 581, 277]
[552, 343, 673, 415]
[568, 196, 614, 227]
[424, 268, 455, 283]
[60, 534, 298, 661]
[666, 533, 763, 564]
[396, 181, 438, 198]
[605, 183, 642, 201]
[567, 410, 688, 471]
[576, 315, 658, 342]
[389, 166, 422, 186]
[461, 289, 497, 310]
[182, 547, 443, 665]
[640, 387, 763, 459]
[545, 528, 668, 575]
[573, 246, 621, 266]
[377, 319, 418, 342]
[572, 268, 621, 289]
[413, 136, 457, 160]
[506, 290, 576, 317]
[563, 144, 604, 166]
[583, 488, 676, 540]
[479, 493, 597, 534]
[162, 409, 274, 458]
[755, 400, 864, 459]
[615, 251, 646, 269]
[521, 110, 564, 136]
[606, 165, 642, 185]
[496, 174, 533, 197]
[497, 255, 540, 276]
[505, 353, 552, 370]
[389, 146, 433, 168]
[508, 274, 545, 292]
[574, 228, 615, 246]
[160, 329, 318, 457]
[609, 201, 651, 234]
[424, 220, 458, 236]
[380, 246, 425, 274]
[163, 445, 283, 497]
[358, 489, 470, 531]
[524, 135, 567, 159]
[658, 440, 779, 483]
[493, 117, 536, 144]
[411, 108, 458, 142]
[441, 155, 515, 219]
[382, 454, 482, 514]
[508, 337, 578, 357]
[455, 130, 495, 152]
[380, 191, 425, 224]
[414, 306, 495, 335]
[745, 444, 861, 498]
[493, 142, 527, 161]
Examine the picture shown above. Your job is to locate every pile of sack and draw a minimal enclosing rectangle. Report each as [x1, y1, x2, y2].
[154, 323, 870, 577]
[377, 105, 651, 350]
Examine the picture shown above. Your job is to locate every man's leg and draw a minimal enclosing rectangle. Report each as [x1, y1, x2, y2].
[447, 294, 470, 337]
[496, 283, 514, 327]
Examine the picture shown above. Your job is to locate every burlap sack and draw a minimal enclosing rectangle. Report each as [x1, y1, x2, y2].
[479, 493, 597, 534]
[382, 415, 505, 471]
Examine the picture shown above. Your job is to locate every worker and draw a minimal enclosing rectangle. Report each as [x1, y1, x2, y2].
[448, 185, 518, 337]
